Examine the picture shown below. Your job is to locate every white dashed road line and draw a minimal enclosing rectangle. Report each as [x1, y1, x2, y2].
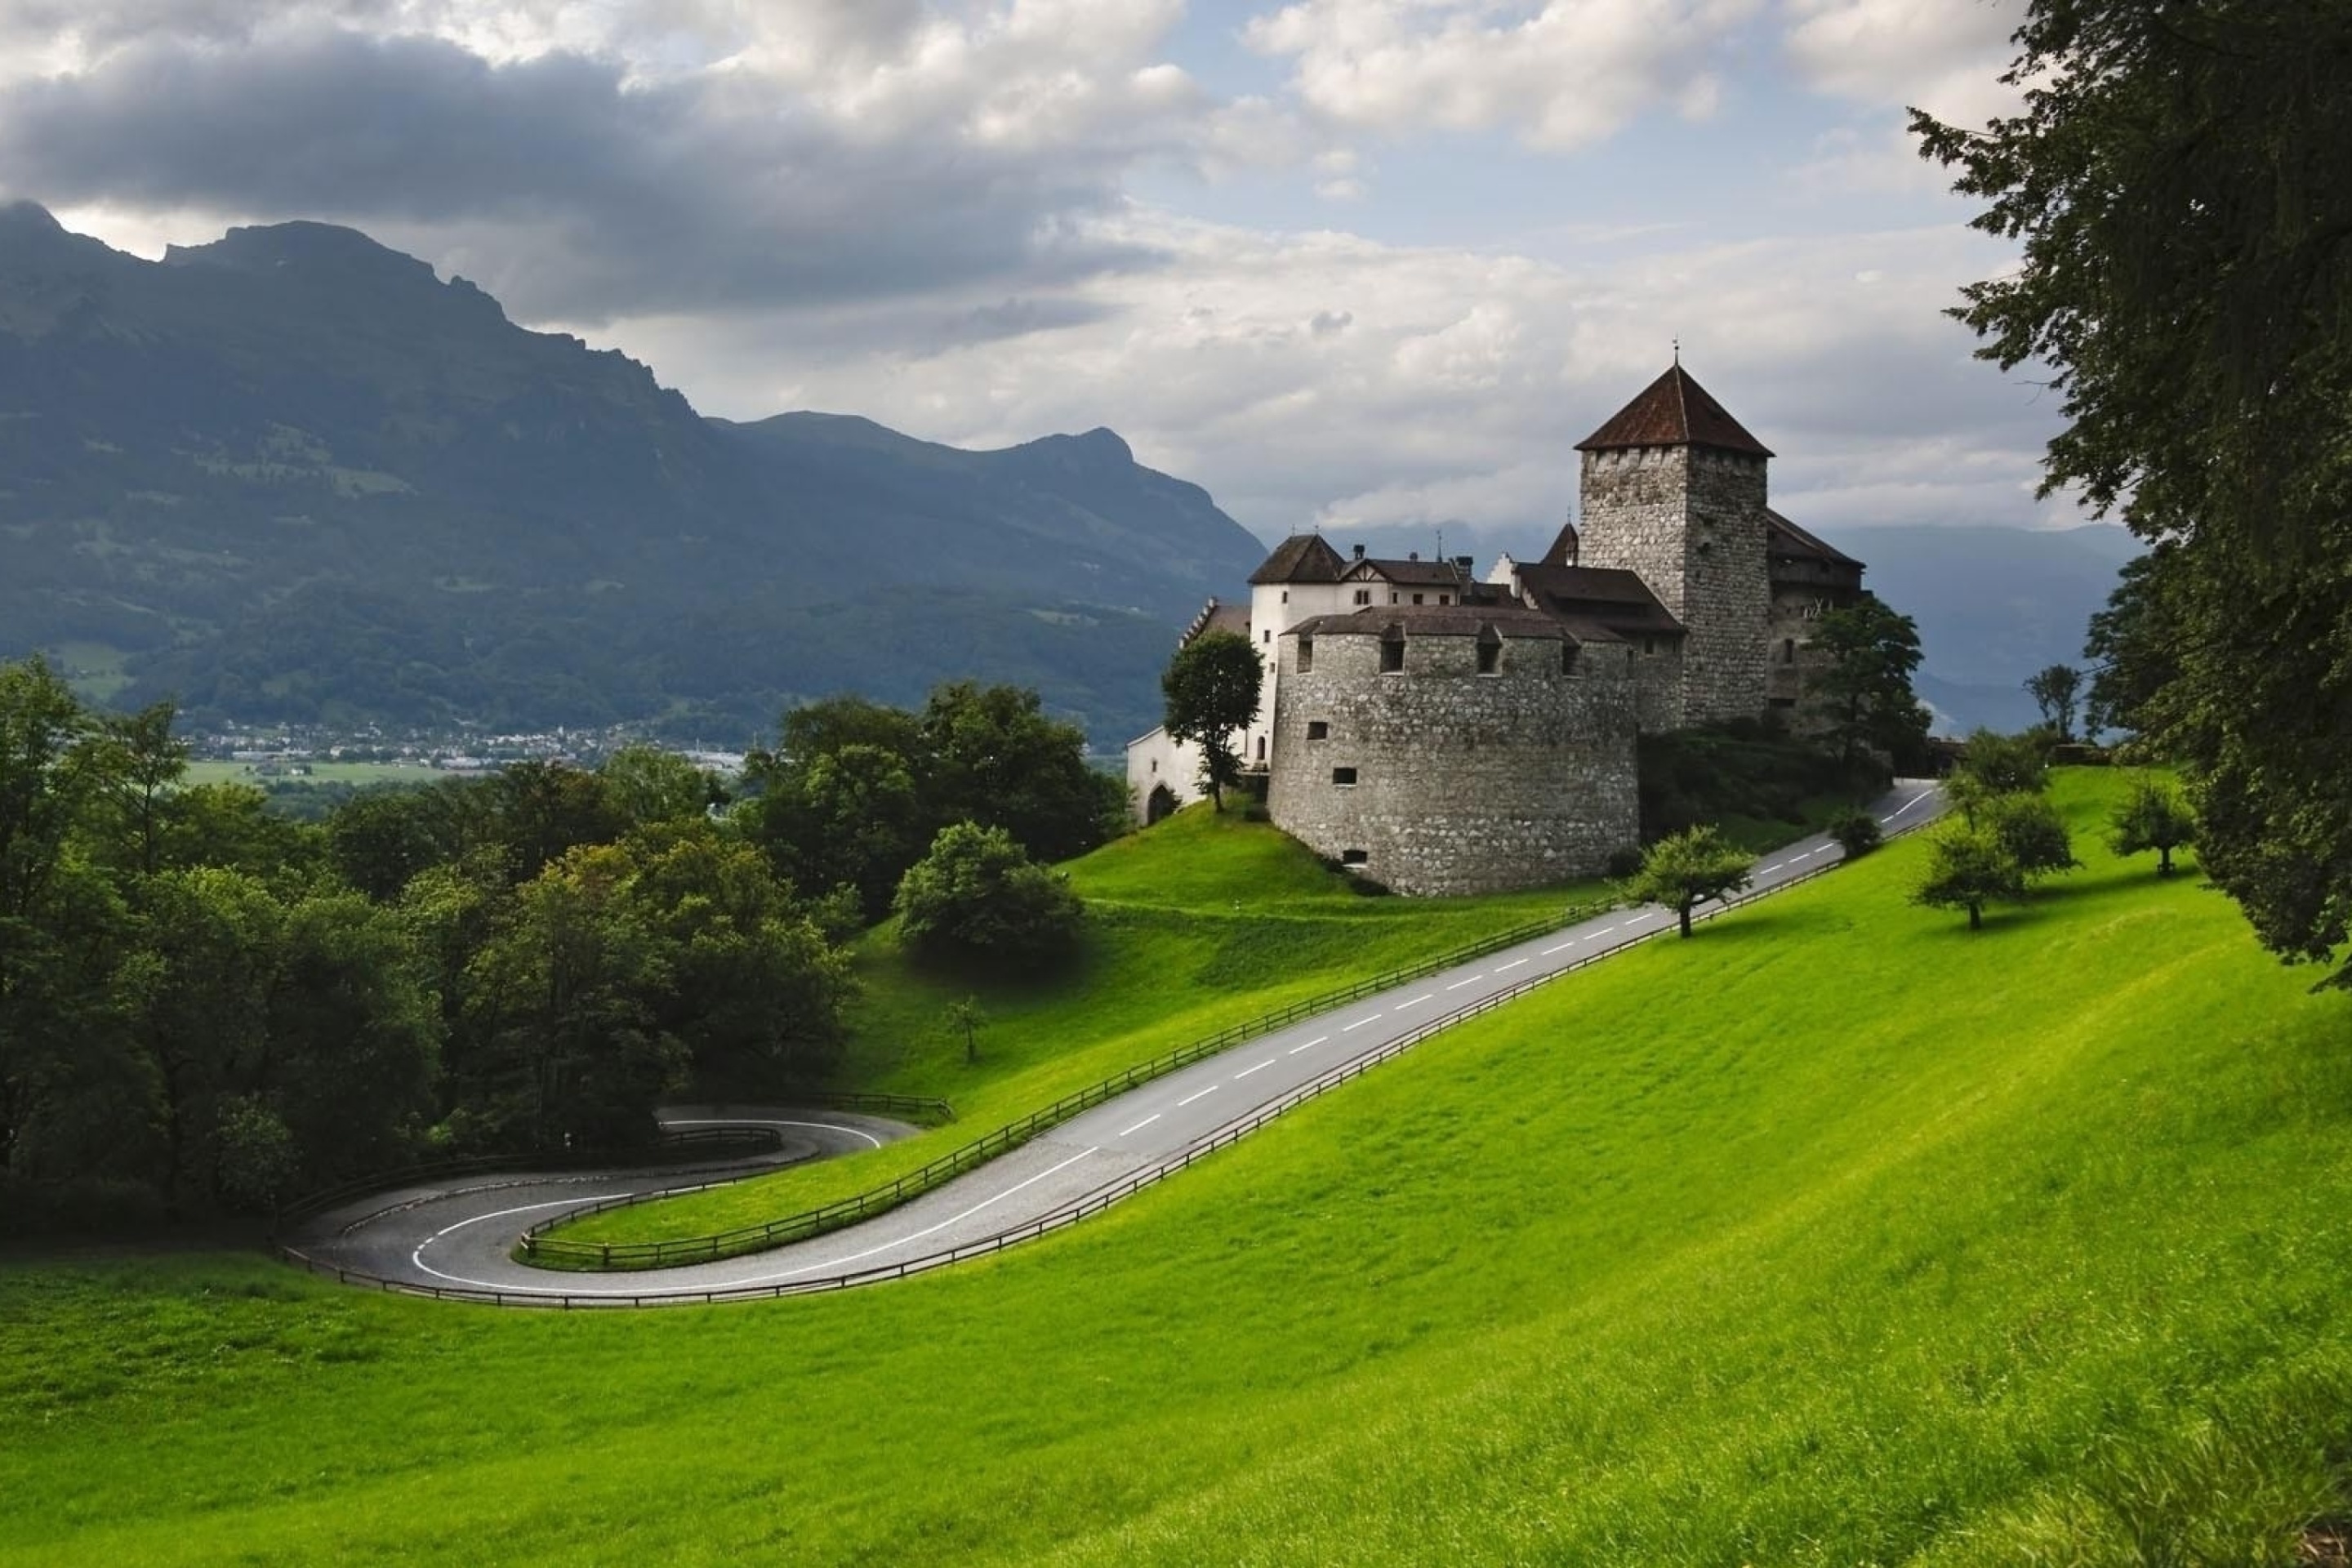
[1286, 1035, 1329, 1056]
[1542, 941, 1576, 955]
[1341, 1013, 1382, 1031]
[1177, 1085, 1218, 1107]
[1234, 1058, 1274, 1080]
[1446, 974, 1485, 990]
[1118, 1112, 1161, 1137]
[1395, 993, 1434, 1010]
[1494, 958, 1527, 972]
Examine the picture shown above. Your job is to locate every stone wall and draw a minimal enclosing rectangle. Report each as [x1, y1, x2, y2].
[1578, 444, 1771, 724]
[1267, 630, 1639, 896]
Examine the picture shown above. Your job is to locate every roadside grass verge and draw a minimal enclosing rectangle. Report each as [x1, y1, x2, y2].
[7, 770, 2351, 1563]
[545, 802, 1610, 1250]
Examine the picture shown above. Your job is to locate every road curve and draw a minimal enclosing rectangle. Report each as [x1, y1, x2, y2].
[283, 781, 1943, 1306]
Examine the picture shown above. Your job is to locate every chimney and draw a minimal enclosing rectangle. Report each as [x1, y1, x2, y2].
[1352, 544, 1365, 561]
[1408, 550, 1419, 561]
[1454, 555, 1473, 573]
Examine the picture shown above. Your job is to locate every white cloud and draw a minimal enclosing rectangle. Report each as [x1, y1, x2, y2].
[1781, 0, 2022, 122]
[1242, 0, 1762, 151]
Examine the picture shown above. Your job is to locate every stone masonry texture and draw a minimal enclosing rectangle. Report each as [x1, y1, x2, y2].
[1267, 629, 1640, 896]
[1578, 445, 1771, 724]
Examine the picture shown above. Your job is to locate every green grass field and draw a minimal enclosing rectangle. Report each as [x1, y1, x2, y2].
[550, 804, 1612, 1248]
[7, 769, 2350, 1565]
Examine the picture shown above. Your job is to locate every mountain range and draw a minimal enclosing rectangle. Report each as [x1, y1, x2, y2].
[0, 202, 2130, 747]
[0, 201, 1262, 745]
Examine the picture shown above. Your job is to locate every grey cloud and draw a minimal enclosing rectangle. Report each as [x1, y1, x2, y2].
[0, 25, 1161, 321]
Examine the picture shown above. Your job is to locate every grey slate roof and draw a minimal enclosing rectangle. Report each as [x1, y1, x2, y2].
[1248, 533, 1348, 585]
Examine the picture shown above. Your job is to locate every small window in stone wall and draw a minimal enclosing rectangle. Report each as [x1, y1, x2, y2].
[1439, 594, 1451, 604]
[1263, 630, 1272, 644]
[1561, 643, 1579, 675]
[1307, 720, 1329, 740]
[1341, 849, 1369, 866]
[1333, 766, 1358, 786]
[1298, 637, 1314, 672]
[1477, 641, 1500, 675]
[1643, 635, 1658, 656]
[1380, 639, 1405, 674]
[1782, 638, 1797, 665]
[1767, 696, 1797, 710]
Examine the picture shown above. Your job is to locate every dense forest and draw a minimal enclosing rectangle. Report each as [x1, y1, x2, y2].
[0, 657, 1122, 1232]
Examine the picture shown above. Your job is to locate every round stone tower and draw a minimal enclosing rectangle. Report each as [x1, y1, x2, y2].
[1574, 362, 1773, 726]
[1266, 605, 1639, 896]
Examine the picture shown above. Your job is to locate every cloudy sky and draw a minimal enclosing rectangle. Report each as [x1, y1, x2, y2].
[0, 0, 2082, 555]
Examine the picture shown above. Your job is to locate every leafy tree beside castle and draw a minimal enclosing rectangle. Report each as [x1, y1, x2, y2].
[1917, 0, 2352, 985]
[2109, 777, 2196, 878]
[1806, 594, 1930, 771]
[1914, 824, 2026, 933]
[1160, 630, 1262, 812]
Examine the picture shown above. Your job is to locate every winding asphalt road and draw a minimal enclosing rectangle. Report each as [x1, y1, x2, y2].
[283, 780, 1944, 1306]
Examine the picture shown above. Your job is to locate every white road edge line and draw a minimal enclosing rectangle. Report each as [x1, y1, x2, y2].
[1117, 1113, 1161, 1137]
[662, 1117, 885, 1151]
[1287, 1035, 1330, 1056]
[1177, 1085, 1218, 1107]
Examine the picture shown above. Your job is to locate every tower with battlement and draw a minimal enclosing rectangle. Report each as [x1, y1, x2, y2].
[1573, 363, 1773, 725]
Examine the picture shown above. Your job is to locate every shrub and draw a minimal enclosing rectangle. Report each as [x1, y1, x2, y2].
[1827, 807, 1882, 859]
[893, 821, 1085, 972]
[1604, 845, 1646, 880]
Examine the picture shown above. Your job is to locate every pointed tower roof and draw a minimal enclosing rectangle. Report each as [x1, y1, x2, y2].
[1248, 532, 1348, 585]
[1575, 364, 1774, 458]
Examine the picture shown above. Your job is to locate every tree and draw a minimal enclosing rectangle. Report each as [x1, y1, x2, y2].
[1826, 806, 1882, 860]
[1619, 826, 1755, 938]
[1956, 728, 2047, 797]
[2023, 664, 2082, 742]
[2081, 549, 2182, 746]
[1916, 2, 2352, 983]
[1985, 792, 2081, 883]
[599, 746, 719, 830]
[920, 682, 1122, 864]
[1161, 631, 1262, 812]
[1913, 824, 2027, 932]
[2109, 777, 2197, 877]
[944, 996, 986, 1066]
[893, 822, 1085, 971]
[1806, 594, 1931, 771]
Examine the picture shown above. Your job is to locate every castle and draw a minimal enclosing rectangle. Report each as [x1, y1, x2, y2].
[1125, 363, 1868, 895]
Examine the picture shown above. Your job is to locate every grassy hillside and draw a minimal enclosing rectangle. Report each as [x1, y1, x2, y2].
[7, 770, 2352, 1565]
[554, 804, 1606, 1244]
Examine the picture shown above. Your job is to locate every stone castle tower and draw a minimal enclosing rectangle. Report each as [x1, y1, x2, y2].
[1574, 363, 1773, 725]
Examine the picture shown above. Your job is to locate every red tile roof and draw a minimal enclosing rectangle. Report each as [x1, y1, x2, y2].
[1575, 364, 1774, 458]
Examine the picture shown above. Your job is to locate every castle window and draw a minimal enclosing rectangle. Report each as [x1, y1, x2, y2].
[1389, 593, 1400, 605]
[1476, 640, 1500, 675]
[1257, 736, 1267, 761]
[1643, 635, 1659, 657]
[1341, 849, 1369, 866]
[1307, 721, 1329, 740]
[1781, 639, 1797, 665]
[1767, 697, 1797, 710]
[1297, 637, 1314, 672]
[1412, 593, 1424, 605]
[1333, 767, 1358, 786]
[1561, 643, 1579, 675]
[1281, 590, 1289, 604]
[1439, 594, 1450, 604]
[1379, 639, 1405, 674]
[1263, 630, 1272, 644]
[1353, 590, 1372, 606]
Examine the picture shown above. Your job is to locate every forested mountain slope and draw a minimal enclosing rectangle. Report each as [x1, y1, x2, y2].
[0, 202, 1263, 741]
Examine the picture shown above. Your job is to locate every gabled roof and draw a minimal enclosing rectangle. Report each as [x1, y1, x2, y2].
[1176, 598, 1250, 648]
[1342, 555, 1468, 587]
[1510, 563, 1686, 637]
[1540, 520, 1580, 566]
[1575, 363, 1774, 458]
[1764, 508, 1863, 569]
[1248, 532, 1348, 585]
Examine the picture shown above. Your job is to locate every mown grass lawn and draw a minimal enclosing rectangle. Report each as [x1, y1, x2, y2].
[548, 803, 1612, 1246]
[6, 768, 2350, 1566]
